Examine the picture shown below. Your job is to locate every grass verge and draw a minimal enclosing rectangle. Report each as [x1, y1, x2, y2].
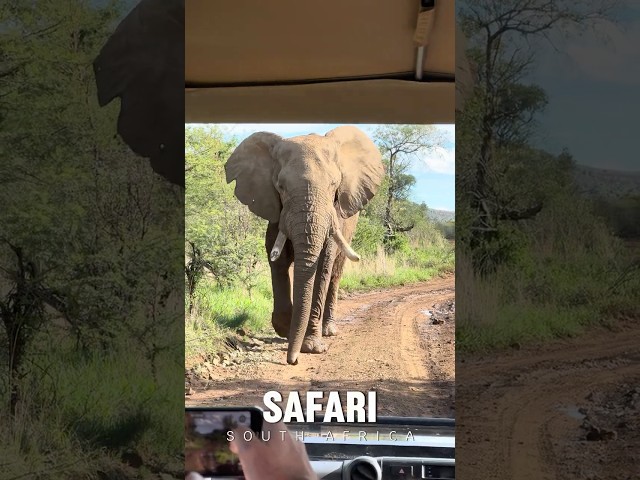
[456, 247, 640, 353]
[341, 245, 454, 292]
[1, 337, 183, 478]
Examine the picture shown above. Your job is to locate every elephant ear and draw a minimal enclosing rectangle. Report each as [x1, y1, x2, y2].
[225, 132, 282, 223]
[93, 0, 184, 187]
[327, 126, 385, 218]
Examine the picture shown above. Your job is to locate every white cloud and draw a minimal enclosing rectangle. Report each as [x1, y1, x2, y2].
[434, 124, 455, 138]
[419, 145, 455, 175]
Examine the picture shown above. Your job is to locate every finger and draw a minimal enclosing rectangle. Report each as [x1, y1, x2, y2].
[229, 425, 255, 454]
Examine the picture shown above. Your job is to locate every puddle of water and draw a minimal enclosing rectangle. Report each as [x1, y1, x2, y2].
[558, 405, 586, 421]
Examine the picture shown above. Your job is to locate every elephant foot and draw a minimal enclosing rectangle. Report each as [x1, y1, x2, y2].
[322, 321, 339, 337]
[300, 336, 328, 354]
[271, 311, 291, 338]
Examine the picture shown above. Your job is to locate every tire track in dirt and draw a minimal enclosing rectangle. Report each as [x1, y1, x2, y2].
[457, 321, 640, 479]
[186, 275, 455, 418]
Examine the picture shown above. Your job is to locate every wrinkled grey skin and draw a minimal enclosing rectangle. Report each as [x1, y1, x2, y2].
[225, 126, 384, 365]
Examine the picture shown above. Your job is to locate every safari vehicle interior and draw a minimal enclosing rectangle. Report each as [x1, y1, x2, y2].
[185, 1, 459, 479]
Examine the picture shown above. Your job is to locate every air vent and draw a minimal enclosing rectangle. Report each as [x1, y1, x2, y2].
[344, 456, 382, 480]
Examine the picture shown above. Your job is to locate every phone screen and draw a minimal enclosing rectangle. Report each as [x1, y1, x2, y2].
[185, 409, 256, 477]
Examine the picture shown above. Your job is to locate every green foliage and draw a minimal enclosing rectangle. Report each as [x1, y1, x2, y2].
[1, 342, 183, 478]
[351, 215, 387, 257]
[371, 125, 447, 243]
[456, 180, 639, 352]
[383, 232, 410, 254]
[436, 221, 455, 240]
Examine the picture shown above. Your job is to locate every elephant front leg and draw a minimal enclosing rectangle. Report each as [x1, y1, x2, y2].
[322, 248, 346, 337]
[323, 214, 357, 336]
[300, 238, 337, 353]
[266, 223, 293, 338]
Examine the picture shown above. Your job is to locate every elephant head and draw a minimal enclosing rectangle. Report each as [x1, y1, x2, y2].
[225, 126, 384, 364]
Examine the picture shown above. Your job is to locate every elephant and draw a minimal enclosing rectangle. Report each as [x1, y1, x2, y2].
[225, 126, 384, 365]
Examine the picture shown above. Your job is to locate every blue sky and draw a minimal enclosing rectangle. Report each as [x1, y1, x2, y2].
[522, 2, 640, 172]
[207, 124, 456, 212]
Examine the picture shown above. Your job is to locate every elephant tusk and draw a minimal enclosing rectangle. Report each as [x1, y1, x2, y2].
[270, 230, 287, 262]
[332, 228, 360, 262]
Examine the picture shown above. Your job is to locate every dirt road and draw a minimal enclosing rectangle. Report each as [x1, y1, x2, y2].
[457, 318, 640, 480]
[186, 275, 455, 418]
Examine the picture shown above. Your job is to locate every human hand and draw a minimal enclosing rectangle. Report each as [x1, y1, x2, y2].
[230, 421, 317, 480]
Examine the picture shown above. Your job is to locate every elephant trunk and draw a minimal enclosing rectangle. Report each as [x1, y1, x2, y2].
[285, 190, 331, 365]
[287, 248, 321, 365]
[284, 189, 361, 365]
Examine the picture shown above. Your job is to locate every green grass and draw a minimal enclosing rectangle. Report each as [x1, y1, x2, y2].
[186, 275, 273, 363]
[341, 244, 454, 292]
[457, 304, 596, 351]
[341, 266, 442, 291]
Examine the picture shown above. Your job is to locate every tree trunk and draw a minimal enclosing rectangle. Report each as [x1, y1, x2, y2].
[384, 152, 397, 240]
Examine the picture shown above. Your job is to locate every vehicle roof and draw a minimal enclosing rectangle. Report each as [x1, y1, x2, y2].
[185, 1, 464, 124]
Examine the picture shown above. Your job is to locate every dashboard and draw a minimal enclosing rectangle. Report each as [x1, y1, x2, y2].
[296, 417, 455, 480]
[311, 456, 454, 479]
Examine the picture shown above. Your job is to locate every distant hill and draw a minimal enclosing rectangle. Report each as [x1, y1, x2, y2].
[428, 209, 455, 223]
[573, 165, 640, 199]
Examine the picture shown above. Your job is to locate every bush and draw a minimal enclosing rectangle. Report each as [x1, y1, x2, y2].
[384, 231, 410, 254]
[352, 216, 386, 256]
[456, 194, 639, 353]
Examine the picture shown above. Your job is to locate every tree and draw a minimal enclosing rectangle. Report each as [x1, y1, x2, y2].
[458, 0, 617, 273]
[185, 126, 266, 313]
[372, 125, 445, 245]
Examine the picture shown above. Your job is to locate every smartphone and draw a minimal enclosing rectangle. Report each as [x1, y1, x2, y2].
[185, 407, 263, 479]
